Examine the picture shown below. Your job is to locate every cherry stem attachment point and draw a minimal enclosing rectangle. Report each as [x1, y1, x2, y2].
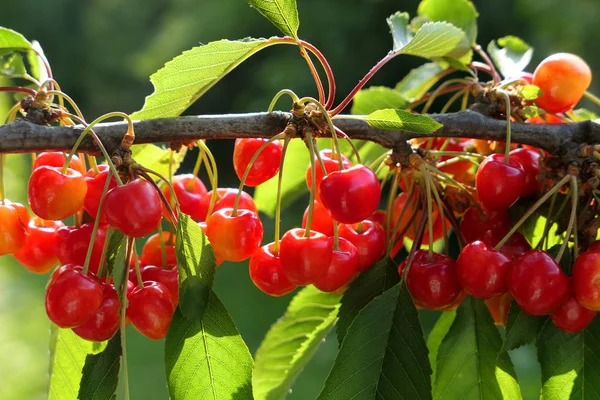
[496, 89, 512, 164]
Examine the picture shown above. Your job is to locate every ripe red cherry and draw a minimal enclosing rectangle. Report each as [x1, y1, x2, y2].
[205, 208, 263, 262]
[476, 154, 525, 211]
[45, 264, 103, 328]
[141, 231, 177, 267]
[508, 250, 571, 315]
[140, 265, 179, 305]
[509, 148, 542, 196]
[127, 281, 175, 340]
[72, 282, 120, 341]
[0, 201, 28, 255]
[34, 152, 83, 173]
[456, 241, 512, 299]
[306, 149, 352, 202]
[199, 188, 258, 221]
[104, 178, 162, 237]
[233, 138, 283, 187]
[314, 238, 359, 292]
[14, 217, 63, 274]
[55, 223, 107, 275]
[162, 174, 207, 221]
[551, 296, 596, 334]
[485, 292, 512, 326]
[84, 165, 117, 222]
[402, 250, 461, 310]
[302, 201, 334, 236]
[459, 207, 512, 243]
[369, 210, 386, 228]
[280, 228, 333, 285]
[249, 243, 296, 296]
[28, 166, 88, 220]
[533, 53, 592, 113]
[319, 165, 381, 224]
[481, 229, 531, 259]
[572, 251, 600, 311]
[338, 220, 385, 272]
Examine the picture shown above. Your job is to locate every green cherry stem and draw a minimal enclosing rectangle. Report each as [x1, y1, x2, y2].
[584, 91, 600, 107]
[368, 151, 391, 171]
[496, 88, 513, 164]
[132, 245, 144, 289]
[401, 206, 429, 282]
[387, 181, 415, 256]
[334, 126, 362, 164]
[301, 97, 345, 170]
[196, 140, 219, 218]
[119, 237, 133, 400]
[138, 169, 179, 225]
[441, 88, 468, 114]
[423, 170, 435, 259]
[427, 172, 449, 252]
[384, 173, 400, 254]
[0, 154, 5, 201]
[304, 130, 318, 237]
[421, 79, 470, 114]
[555, 176, 578, 263]
[268, 89, 300, 112]
[157, 223, 168, 269]
[46, 90, 85, 120]
[273, 136, 291, 254]
[298, 42, 326, 105]
[333, 221, 340, 250]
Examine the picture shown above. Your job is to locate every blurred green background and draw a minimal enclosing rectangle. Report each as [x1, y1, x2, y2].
[0, 0, 598, 399]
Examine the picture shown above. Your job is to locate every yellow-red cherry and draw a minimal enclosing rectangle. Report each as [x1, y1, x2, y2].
[0, 201, 28, 255]
[338, 220, 385, 272]
[84, 165, 117, 222]
[233, 138, 283, 187]
[141, 231, 177, 267]
[249, 242, 296, 296]
[551, 296, 596, 334]
[72, 282, 120, 342]
[198, 188, 258, 222]
[205, 208, 263, 262]
[280, 228, 333, 286]
[28, 166, 88, 220]
[314, 238, 359, 293]
[306, 149, 352, 202]
[161, 174, 207, 221]
[55, 223, 107, 275]
[127, 281, 175, 340]
[572, 251, 600, 311]
[302, 200, 334, 236]
[34, 152, 84, 174]
[456, 240, 512, 299]
[140, 265, 179, 306]
[14, 217, 63, 274]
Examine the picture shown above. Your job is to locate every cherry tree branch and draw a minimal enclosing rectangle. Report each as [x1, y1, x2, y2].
[0, 108, 597, 156]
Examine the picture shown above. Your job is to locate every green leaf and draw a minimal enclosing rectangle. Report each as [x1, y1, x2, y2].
[48, 325, 106, 400]
[175, 214, 216, 321]
[337, 257, 399, 344]
[245, 0, 299, 40]
[0, 27, 32, 52]
[487, 36, 533, 79]
[387, 12, 413, 51]
[519, 84, 542, 100]
[395, 62, 444, 100]
[130, 144, 187, 178]
[0, 53, 27, 78]
[571, 108, 600, 122]
[165, 294, 254, 400]
[27, 40, 48, 82]
[318, 282, 432, 400]
[502, 300, 547, 352]
[79, 333, 121, 400]
[351, 86, 408, 115]
[538, 316, 600, 399]
[253, 286, 341, 400]
[522, 105, 540, 119]
[427, 310, 456, 384]
[131, 38, 280, 120]
[434, 297, 521, 399]
[417, 0, 478, 44]
[363, 108, 442, 133]
[106, 229, 128, 302]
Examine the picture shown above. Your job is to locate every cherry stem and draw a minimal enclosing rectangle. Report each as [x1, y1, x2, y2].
[384, 173, 400, 254]
[0, 86, 37, 96]
[298, 42, 325, 105]
[5, 102, 22, 124]
[423, 170, 435, 259]
[333, 221, 340, 250]
[424, 164, 480, 209]
[474, 44, 501, 84]
[428, 173, 449, 253]
[461, 89, 470, 110]
[429, 150, 485, 159]
[368, 151, 391, 171]
[157, 223, 168, 269]
[46, 90, 85, 120]
[334, 126, 362, 164]
[0, 154, 5, 201]
[401, 203, 429, 282]
[387, 180, 415, 255]
[304, 131, 318, 236]
[96, 227, 114, 279]
[196, 140, 219, 217]
[302, 97, 345, 170]
[191, 146, 204, 178]
[273, 136, 291, 253]
[496, 89, 512, 164]
[132, 245, 144, 290]
[87, 155, 99, 175]
[299, 40, 337, 109]
[495, 174, 571, 250]
[441, 88, 468, 114]
[421, 79, 470, 114]
[584, 91, 600, 108]
[268, 89, 300, 112]
[119, 238, 132, 400]
[139, 169, 179, 225]
[556, 176, 578, 263]
[436, 156, 480, 169]
[406, 84, 467, 111]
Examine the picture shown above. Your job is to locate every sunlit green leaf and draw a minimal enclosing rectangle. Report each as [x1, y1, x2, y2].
[0, 53, 27, 79]
[351, 86, 408, 115]
[502, 300, 547, 353]
[129, 144, 187, 178]
[245, 0, 299, 40]
[522, 105, 540, 119]
[417, 0, 478, 44]
[0, 27, 32, 52]
[519, 85, 542, 100]
[363, 108, 442, 133]
[571, 108, 600, 122]
[27, 40, 48, 82]
[395, 63, 444, 101]
[427, 310, 456, 384]
[79, 333, 121, 400]
[488, 36, 533, 79]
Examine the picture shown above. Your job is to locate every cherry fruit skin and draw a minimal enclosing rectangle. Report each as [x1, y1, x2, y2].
[127, 281, 175, 340]
[319, 165, 381, 224]
[55, 223, 107, 275]
[480, 229, 531, 259]
[205, 208, 263, 262]
[533, 53, 592, 113]
[551, 296, 596, 334]
[28, 166, 88, 220]
[509, 148, 542, 196]
[233, 138, 283, 187]
[476, 154, 525, 211]
[306, 149, 352, 202]
[140, 265, 179, 305]
[249, 243, 296, 296]
[314, 238, 359, 292]
[45, 264, 103, 328]
[572, 251, 600, 311]
[402, 250, 461, 310]
[141, 232, 177, 267]
[162, 174, 207, 221]
[34, 152, 83, 173]
[0, 201, 27, 255]
[280, 228, 333, 286]
[14, 218, 63, 274]
[456, 241, 512, 299]
[507, 250, 571, 315]
[199, 188, 258, 222]
[72, 282, 120, 341]
[459, 207, 511, 243]
[84, 165, 117, 222]
[338, 220, 385, 272]
[104, 178, 162, 238]
[485, 292, 512, 326]
[302, 201, 334, 236]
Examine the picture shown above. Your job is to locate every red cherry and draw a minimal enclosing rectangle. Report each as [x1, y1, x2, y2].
[402, 250, 461, 310]
[162, 174, 207, 221]
[302, 201, 334, 236]
[314, 238, 359, 292]
[369, 210, 387, 228]
[28, 166, 87, 220]
[509, 148, 542, 196]
[199, 188, 258, 222]
[306, 149, 352, 202]
[205, 208, 263, 262]
[72, 282, 120, 341]
[476, 154, 525, 211]
[508, 250, 571, 315]
[249, 243, 296, 296]
[141, 231, 177, 267]
[0, 201, 27, 255]
[140, 265, 179, 305]
[280, 228, 333, 286]
[456, 241, 512, 299]
[104, 178, 162, 238]
[551, 296, 596, 334]
[459, 207, 511, 243]
[338, 220, 385, 272]
[480, 229, 531, 259]
[84, 165, 117, 222]
[526, 113, 565, 124]
[391, 191, 446, 245]
[233, 138, 283, 187]
[127, 281, 175, 340]
[14, 217, 63, 274]
[319, 165, 381, 224]
[55, 223, 107, 275]
[533, 53, 592, 113]
[45, 264, 103, 328]
[573, 251, 600, 311]
[485, 292, 512, 326]
[34, 152, 83, 174]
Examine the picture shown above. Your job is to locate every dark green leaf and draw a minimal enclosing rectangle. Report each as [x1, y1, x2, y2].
[571, 108, 599, 122]
[318, 282, 432, 400]
[427, 310, 456, 384]
[131, 38, 281, 120]
[417, 0, 478, 44]
[363, 109, 442, 133]
[176, 214, 216, 321]
[502, 300, 547, 352]
[395, 62, 444, 100]
[519, 84, 542, 100]
[434, 297, 521, 399]
[130, 144, 187, 178]
[79, 333, 121, 400]
[105, 229, 127, 302]
[487, 36, 533, 79]
[350, 86, 408, 115]
[165, 294, 254, 400]
[337, 257, 399, 344]
[0, 27, 32, 52]
[253, 286, 341, 400]
[538, 316, 600, 399]
[245, 0, 299, 40]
